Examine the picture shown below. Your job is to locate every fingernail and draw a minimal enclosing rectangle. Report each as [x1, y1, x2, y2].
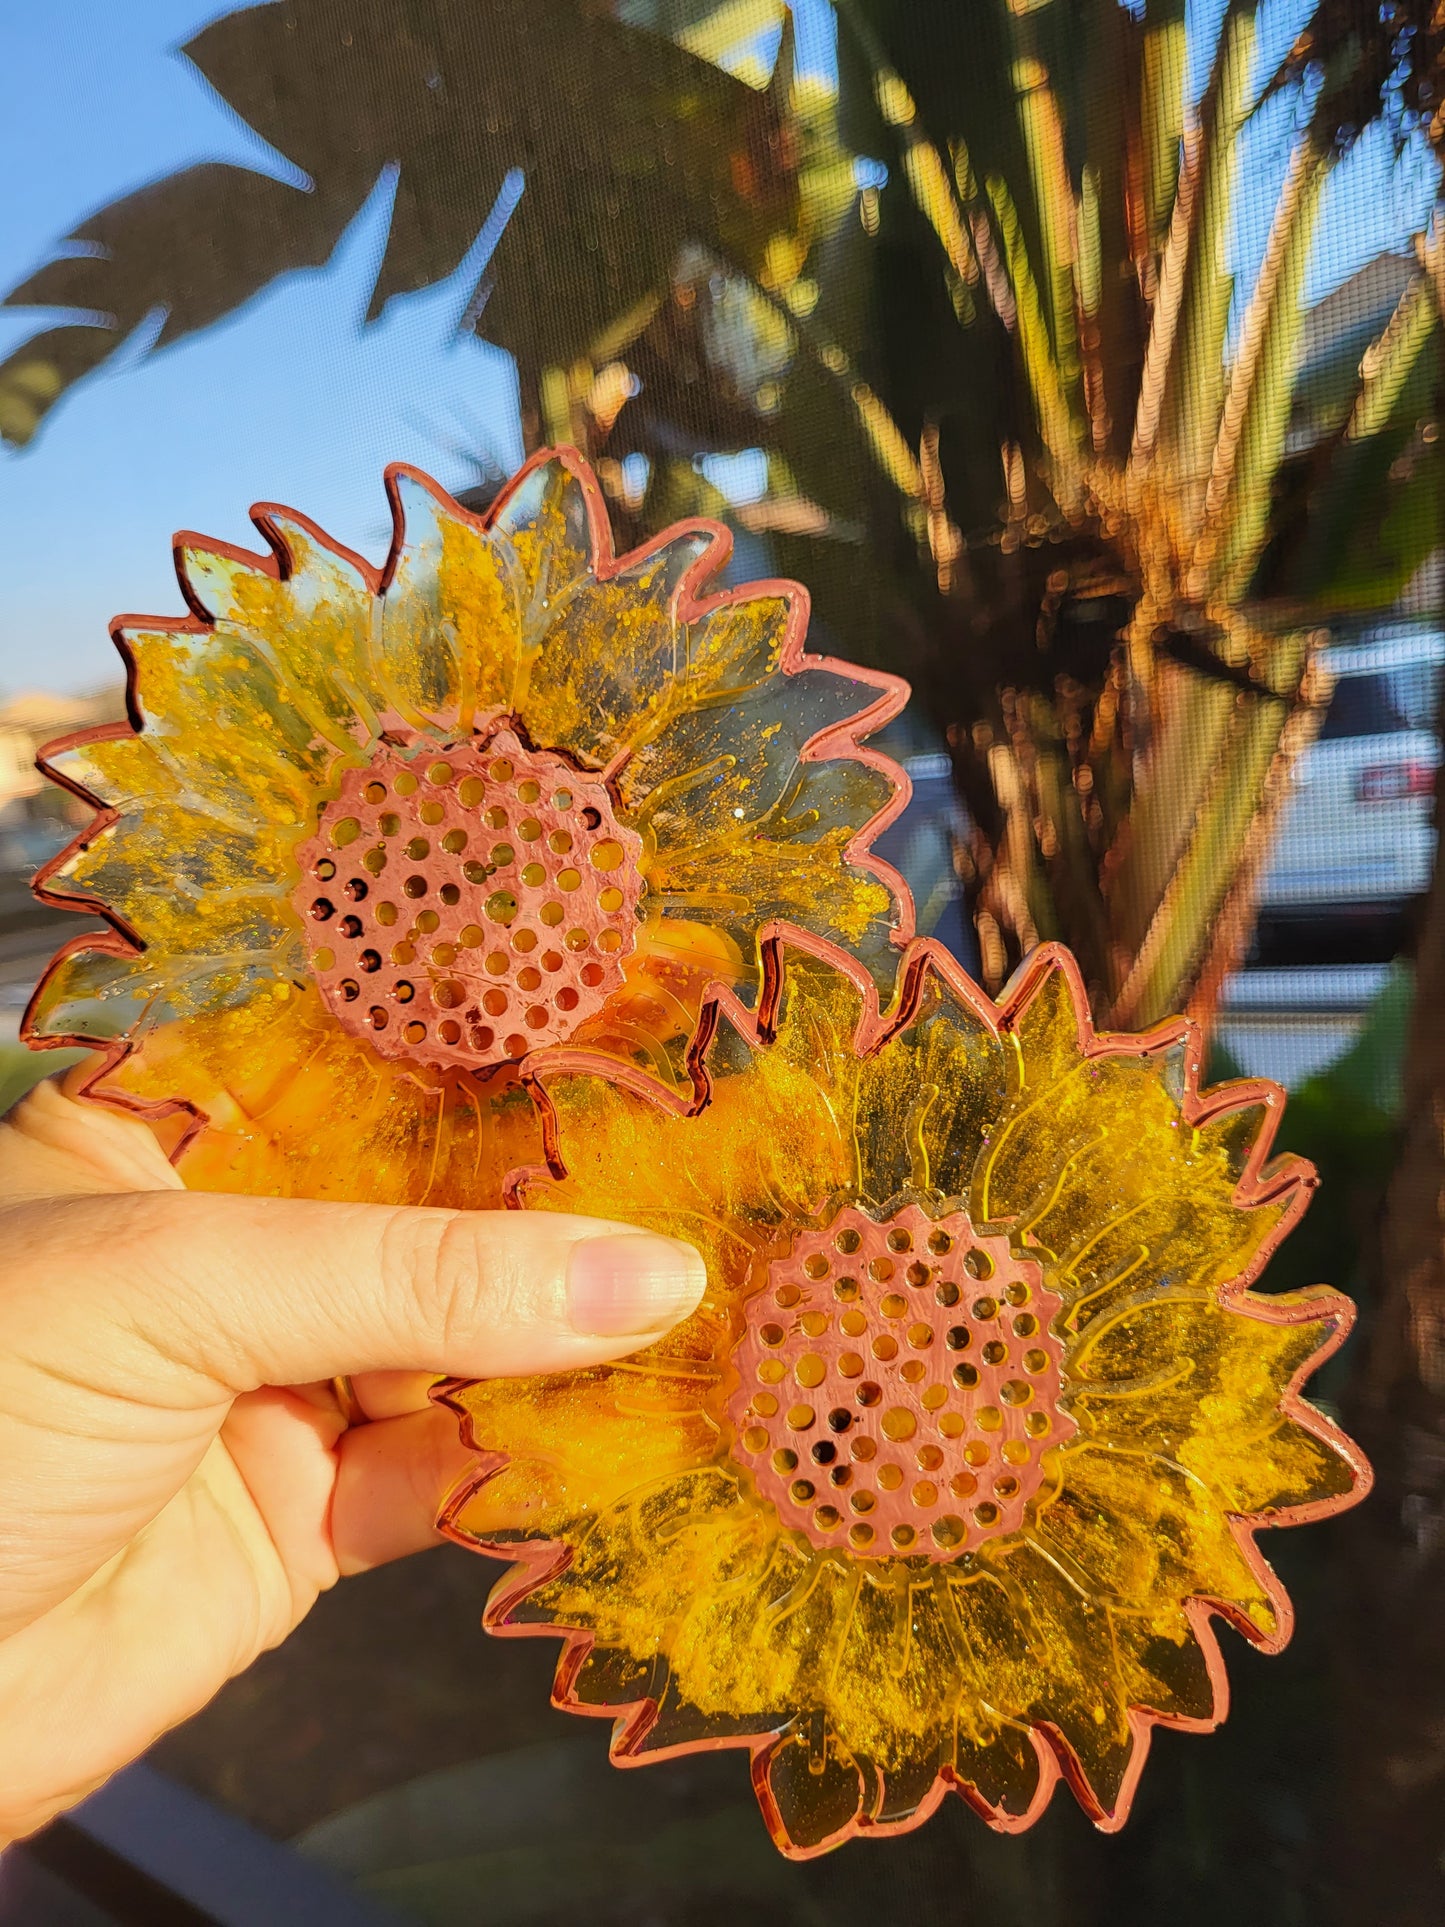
[567, 1233, 707, 1336]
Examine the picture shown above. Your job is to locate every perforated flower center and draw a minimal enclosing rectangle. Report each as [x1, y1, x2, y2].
[728, 1205, 1074, 1561]
[293, 727, 644, 1071]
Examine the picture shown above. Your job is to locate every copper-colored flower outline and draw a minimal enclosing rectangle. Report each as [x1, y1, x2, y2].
[436, 926, 1370, 1856]
[23, 449, 915, 1166]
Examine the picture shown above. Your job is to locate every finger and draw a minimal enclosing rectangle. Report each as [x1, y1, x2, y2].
[329, 1405, 477, 1573]
[219, 1387, 345, 1608]
[1, 1181, 707, 1407]
[346, 1370, 444, 1421]
[0, 1077, 181, 1202]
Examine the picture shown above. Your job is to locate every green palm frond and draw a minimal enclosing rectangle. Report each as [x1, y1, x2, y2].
[1194, 131, 1331, 602]
[0, 0, 801, 446]
[1137, 2, 1257, 478]
[1141, 0, 1190, 257]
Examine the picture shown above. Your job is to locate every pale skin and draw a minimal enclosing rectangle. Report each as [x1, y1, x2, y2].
[0, 1077, 706, 1845]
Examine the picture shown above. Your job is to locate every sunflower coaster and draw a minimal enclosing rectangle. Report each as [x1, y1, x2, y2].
[28, 452, 1369, 1860]
[26, 448, 910, 1199]
[438, 935, 1368, 1855]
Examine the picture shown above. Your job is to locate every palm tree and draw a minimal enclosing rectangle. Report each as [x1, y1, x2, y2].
[602, 0, 1441, 1027]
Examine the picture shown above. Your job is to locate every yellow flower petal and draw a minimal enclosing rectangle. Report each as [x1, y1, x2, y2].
[960, 1542, 1140, 1814]
[489, 452, 596, 631]
[99, 990, 542, 1206]
[44, 733, 293, 840]
[1067, 1287, 1356, 1520]
[681, 590, 795, 698]
[176, 513, 377, 749]
[516, 528, 716, 769]
[380, 469, 525, 729]
[978, 962, 1294, 1314]
[121, 622, 344, 816]
[50, 809, 296, 964]
[1031, 1442, 1276, 1641]
[28, 940, 274, 1044]
[617, 662, 879, 842]
[641, 757, 898, 957]
[444, 1362, 720, 1544]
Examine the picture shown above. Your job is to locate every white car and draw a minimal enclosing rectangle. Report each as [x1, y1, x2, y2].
[1221, 624, 1438, 1085]
[1257, 624, 1441, 915]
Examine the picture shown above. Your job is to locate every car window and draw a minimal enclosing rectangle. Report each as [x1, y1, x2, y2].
[1391, 660, 1443, 731]
[1318, 656, 1441, 740]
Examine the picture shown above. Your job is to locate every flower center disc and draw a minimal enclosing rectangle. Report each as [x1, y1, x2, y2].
[293, 727, 644, 1071]
[728, 1205, 1075, 1561]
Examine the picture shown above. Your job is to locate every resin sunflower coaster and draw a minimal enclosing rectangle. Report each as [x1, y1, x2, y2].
[24, 450, 910, 1201]
[438, 931, 1369, 1858]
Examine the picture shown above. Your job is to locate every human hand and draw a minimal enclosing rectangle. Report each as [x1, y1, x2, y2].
[0, 1077, 705, 1843]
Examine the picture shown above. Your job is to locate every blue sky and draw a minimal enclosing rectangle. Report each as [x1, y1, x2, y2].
[0, 1, 531, 697]
[0, 0, 1437, 695]
[1215, 0, 1441, 316]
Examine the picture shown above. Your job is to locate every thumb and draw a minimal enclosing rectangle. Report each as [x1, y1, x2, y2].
[0, 1089, 708, 1638]
[5, 1187, 708, 1406]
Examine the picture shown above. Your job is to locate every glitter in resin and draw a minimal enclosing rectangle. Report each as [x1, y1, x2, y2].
[24, 448, 913, 1202]
[730, 1205, 1072, 1559]
[440, 934, 1371, 1860]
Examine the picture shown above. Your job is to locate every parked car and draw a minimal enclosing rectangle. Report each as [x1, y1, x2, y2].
[1253, 623, 1441, 951]
[1222, 623, 1439, 1084]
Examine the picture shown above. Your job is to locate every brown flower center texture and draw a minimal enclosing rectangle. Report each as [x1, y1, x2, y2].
[293, 727, 645, 1071]
[728, 1205, 1075, 1562]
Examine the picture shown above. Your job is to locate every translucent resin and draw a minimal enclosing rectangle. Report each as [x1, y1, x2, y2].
[25, 450, 911, 1202]
[440, 935, 1369, 1857]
